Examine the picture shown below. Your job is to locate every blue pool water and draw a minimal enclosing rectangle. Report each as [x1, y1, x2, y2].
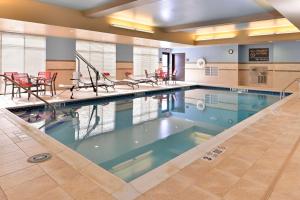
[12, 88, 280, 182]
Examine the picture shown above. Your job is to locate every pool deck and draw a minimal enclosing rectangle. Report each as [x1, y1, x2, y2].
[0, 83, 300, 200]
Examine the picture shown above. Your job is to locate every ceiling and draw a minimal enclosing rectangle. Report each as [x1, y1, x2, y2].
[1, 0, 299, 45]
[37, 0, 276, 28]
[110, 0, 275, 27]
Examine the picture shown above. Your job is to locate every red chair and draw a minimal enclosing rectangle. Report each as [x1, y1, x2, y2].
[12, 73, 38, 100]
[38, 72, 52, 81]
[3, 72, 18, 95]
[38, 72, 58, 96]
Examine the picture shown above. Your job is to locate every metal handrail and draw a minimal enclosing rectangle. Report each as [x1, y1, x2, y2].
[0, 74, 56, 118]
[74, 50, 99, 96]
[280, 78, 300, 99]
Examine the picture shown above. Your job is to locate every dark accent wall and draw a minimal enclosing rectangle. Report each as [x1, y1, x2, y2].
[46, 36, 76, 61]
[116, 44, 133, 62]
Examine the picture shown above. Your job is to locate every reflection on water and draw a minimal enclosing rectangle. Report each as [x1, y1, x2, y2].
[13, 89, 279, 182]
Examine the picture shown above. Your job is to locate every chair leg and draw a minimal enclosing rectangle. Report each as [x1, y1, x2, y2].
[28, 88, 31, 101]
[4, 83, 7, 95]
[50, 85, 53, 97]
[53, 83, 56, 95]
[11, 85, 14, 100]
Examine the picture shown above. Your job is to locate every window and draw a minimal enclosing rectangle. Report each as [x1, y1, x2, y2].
[133, 47, 159, 76]
[0, 33, 46, 75]
[204, 66, 218, 76]
[76, 40, 116, 79]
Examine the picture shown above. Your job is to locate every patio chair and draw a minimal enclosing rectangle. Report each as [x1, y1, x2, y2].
[125, 72, 158, 86]
[3, 72, 18, 95]
[38, 72, 58, 96]
[12, 73, 39, 100]
[102, 72, 139, 89]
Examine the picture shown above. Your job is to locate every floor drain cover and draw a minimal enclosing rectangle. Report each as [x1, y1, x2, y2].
[27, 153, 52, 163]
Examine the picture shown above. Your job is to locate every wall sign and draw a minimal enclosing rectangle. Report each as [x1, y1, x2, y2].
[249, 48, 269, 61]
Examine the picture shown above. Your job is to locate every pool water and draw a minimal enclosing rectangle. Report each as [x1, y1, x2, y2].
[12, 88, 280, 182]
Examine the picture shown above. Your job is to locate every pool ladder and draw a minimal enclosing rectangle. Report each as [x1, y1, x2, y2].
[280, 78, 300, 99]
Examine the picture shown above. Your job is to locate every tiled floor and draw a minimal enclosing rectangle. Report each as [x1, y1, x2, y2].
[0, 85, 300, 199]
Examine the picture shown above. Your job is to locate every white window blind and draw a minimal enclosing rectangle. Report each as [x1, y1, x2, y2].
[76, 40, 116, 79]
[204, 66, 218, 76]
[133, 46, 159, 76]
[0, 33, 46, 76]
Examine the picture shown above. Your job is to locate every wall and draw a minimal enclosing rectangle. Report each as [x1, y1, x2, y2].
[46, 36, 76, 88]
[116, 44, 133, 80]
[238, 41, 300, 91]
[172, 45, 239, 87]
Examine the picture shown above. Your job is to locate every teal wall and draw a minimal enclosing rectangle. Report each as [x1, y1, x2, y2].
[116, 44, 133, 62]
[172, 44, 239, 63]
[239, 41, 300, 63]
[169, 41, 300, 63]
[46, 36, 76, 61]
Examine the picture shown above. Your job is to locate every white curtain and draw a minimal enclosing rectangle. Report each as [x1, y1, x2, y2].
[133, 46, 159, 76]
[1, 33, 46, 76]
[76, 40, 116, 80]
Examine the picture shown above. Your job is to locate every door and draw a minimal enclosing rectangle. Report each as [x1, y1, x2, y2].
[172, 53, 185, 81]
[162, 52, 170, 74]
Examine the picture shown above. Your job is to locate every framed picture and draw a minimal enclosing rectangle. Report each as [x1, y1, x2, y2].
[249, 48, 269, 61]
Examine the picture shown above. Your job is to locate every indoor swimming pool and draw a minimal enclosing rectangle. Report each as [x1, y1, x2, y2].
[11, 87, 281, 182]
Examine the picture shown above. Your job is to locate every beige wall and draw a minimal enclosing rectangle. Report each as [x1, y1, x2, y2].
[238, 63, 300, 91]
[185, 62, 239, 87]
[46, 60, 76, 89]
[116, 62, 133, 80]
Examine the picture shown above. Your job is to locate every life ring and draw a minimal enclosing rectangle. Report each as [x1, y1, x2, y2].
[196, 100, 206, 111]
[197, 58, 206, 69]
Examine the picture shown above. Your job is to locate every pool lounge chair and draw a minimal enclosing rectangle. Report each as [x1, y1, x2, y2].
[101, 72, 139, 89]
[58, 72, 115, 99]
[125, 72, 158, 86]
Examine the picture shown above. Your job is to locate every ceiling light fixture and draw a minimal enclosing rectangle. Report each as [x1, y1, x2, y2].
[248, 18, 299, 36]
[195, 32, 237, 41]
[111, 23, 154, 34]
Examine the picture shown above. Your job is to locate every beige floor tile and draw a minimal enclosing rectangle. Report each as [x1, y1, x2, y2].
[243, 162, 278, 186]
[145, 172, 193, 198]
[80, 163, 124, 194]
[0, 157, 34, 177]
[179, 160, 213, 182]
[230, 145, 266, 164]
[0, 149, 27, 165]
[194, 169, 239, 197]
[57, 150, 91, 170]
[216, 156, 252, 177]
[0, 134, 13, 146]
[45, 164, 80, 185]
[224, 178, 268, 200]
[39, 156, 68, 173]
[4, 175, 57, 200]
[61, 175, 99, 199]
[76, 187, 115, 200]
[0, 165, 45, 190]
[0, 143, 20, 156]
[36, 187, 73, 200]
[175, 186, 221, 200]
[0, 187, 7, 200]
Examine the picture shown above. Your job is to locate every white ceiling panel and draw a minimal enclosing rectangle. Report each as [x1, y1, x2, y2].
[110, 0, 275, 27]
